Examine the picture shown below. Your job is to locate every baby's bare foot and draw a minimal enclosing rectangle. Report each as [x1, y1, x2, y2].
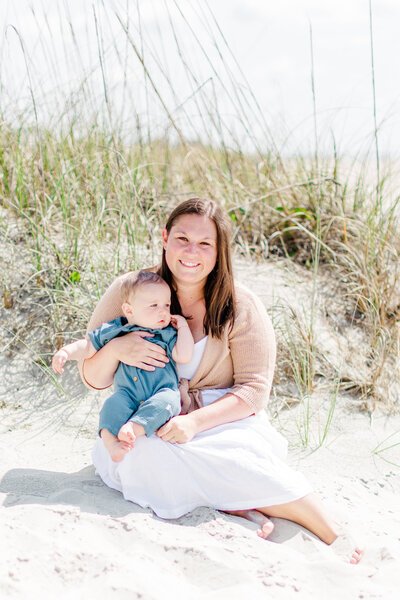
[108, 440, 133, 462]
[118, 422, 137, 445]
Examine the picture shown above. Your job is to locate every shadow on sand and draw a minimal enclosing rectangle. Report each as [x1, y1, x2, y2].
[0, 465, 306, 543]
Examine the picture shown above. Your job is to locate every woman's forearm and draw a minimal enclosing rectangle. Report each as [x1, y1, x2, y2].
[190, 393, 254, 434]
[156, 393, 254, 444]
[81, 341, 119, 389]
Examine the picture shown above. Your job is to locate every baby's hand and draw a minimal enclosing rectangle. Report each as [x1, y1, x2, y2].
[52, 349, 69, 374]
[170, 315, 189, 330]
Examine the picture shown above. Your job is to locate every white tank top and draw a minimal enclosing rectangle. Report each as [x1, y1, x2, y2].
[177, 336, 208, 380]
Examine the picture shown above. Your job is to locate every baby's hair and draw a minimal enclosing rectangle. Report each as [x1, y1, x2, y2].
[120, 270, 168, 304]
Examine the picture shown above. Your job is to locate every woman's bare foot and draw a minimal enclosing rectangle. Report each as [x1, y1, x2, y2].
[350, 548, 363, 565]
[329, 531, 365, 564]
[255, 494, 364, 564]
[118, 422, 137, 445]
[225, 509, 275, 540]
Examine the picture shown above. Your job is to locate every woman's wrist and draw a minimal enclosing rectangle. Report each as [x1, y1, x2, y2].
[187, 409, 203, 434]
[107, 337, 122, 361]
[185, 413, 201, 437]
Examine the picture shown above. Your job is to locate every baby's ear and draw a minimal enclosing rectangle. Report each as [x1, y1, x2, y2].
[122, 302, 133, 318]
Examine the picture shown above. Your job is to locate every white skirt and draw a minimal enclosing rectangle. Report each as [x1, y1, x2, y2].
[92, 389, 312, 519]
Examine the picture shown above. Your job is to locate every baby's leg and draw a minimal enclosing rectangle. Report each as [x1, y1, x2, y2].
[99, 390, 139, 460]
[99, 390, 138, 439]
[128, 388, 181, 437]
[100, 428, 134, 462]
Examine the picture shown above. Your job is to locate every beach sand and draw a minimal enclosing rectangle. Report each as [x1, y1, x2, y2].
[1, 401, 399, 599]
[1, 258, 399, 599]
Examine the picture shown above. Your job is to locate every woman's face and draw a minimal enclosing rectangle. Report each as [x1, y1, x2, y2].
[162, 214, 218, 289]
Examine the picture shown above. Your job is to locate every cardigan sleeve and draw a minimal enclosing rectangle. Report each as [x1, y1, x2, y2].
[228, 284, 276, 413]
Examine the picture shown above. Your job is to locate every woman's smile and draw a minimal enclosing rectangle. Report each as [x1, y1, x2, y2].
[162, 214, 218, 287]
[179, 260, 201, 268]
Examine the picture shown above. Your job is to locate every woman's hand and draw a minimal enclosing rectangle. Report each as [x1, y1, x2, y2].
[109, 331, 169, 371]
[157, 414, 198, 444]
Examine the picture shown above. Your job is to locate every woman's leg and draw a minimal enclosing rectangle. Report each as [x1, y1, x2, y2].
[227, 494, 362, 564]
[257, 493, 339, 543]
[255, 493, 363, 564]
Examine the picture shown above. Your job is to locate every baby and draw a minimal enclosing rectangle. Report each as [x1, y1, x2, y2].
[52, 270, 194, 462]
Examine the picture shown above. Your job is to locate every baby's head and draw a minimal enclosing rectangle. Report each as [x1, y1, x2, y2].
[121, 270, 171, 329]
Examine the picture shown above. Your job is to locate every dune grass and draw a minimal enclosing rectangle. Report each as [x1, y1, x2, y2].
[0, 1, 399, 438]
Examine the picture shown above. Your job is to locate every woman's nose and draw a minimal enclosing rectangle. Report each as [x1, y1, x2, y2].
[186, 242, 198, 254]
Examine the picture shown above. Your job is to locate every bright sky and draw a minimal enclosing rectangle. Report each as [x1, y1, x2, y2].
[1, 0, 399, 157]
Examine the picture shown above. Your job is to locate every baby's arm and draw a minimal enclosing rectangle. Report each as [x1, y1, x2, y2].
[170, 315, 194, 364]
[52, 337, 97, 374]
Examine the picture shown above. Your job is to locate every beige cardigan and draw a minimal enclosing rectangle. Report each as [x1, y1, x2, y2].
[83, 272, 276, 414]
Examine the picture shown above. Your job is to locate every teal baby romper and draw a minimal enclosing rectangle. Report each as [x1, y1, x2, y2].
[89, 317, 181, 437]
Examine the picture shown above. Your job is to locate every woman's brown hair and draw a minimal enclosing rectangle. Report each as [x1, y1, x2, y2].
[158, 198, 236, 339]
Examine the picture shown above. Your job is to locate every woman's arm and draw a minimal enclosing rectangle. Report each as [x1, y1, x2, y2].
[191, 392, 253, 429]
[157, 285, 276, 442]
[157, 392, 252, 443]
[82, 331, 170, 389]
[227, 286, 276, 414]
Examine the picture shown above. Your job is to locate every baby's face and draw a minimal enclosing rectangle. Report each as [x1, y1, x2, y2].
[125, 282, 172, 329]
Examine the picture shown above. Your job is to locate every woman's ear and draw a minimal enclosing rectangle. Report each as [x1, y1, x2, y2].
[162, 228, 168, 249]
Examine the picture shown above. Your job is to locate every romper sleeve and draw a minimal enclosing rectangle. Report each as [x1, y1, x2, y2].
[228, 284, 276, 414]
[88, 319, 123, 352]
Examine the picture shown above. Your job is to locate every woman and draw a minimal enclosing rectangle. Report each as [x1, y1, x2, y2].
[82, 198, 362, 564]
